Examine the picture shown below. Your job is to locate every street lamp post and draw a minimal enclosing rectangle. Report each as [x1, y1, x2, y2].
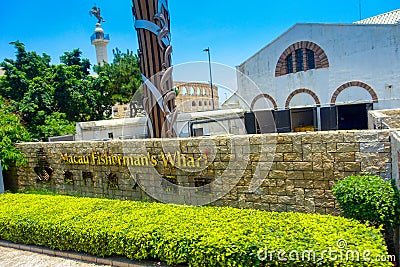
[203, 48, 215, 110]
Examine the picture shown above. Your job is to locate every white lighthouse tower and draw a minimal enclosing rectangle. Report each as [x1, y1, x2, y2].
[89, 6, 109, 66]
[91, 23, 110, 66]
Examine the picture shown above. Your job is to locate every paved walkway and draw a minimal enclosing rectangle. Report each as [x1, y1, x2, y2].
[0, 246, 110, 267]
[0, 241, 177, 267]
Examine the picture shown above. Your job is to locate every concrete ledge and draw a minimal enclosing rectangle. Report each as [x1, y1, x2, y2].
[0, 240, 184, 267]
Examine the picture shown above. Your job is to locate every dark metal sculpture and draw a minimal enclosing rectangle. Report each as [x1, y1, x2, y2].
[89, 6, 105, 23]
[132, 0, 177, 138]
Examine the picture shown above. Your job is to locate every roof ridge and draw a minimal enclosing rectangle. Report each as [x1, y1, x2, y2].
[355, 9, 400, 24]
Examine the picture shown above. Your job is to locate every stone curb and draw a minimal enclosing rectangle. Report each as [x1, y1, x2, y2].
[0, 240, 182, 267]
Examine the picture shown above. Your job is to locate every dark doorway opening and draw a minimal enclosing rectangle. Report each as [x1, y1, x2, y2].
[337, 103, 371, 130]
[274, 110, 291, 133]
[245, 111, 276, 134]
[290, 108, 317, 132]
[320, 106, 338, 131]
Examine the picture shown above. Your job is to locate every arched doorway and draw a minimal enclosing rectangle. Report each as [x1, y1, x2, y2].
[285, 89, 321, 132]
[245, 94, 277, 134]
[322, 81, 378, 130]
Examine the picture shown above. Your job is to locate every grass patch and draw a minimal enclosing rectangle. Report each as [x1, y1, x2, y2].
[0, 193, 392, 267]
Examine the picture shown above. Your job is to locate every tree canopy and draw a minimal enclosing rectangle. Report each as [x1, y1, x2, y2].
[0, 41, 142, 141]
[94, 48, 142, 104]
[0, 96, 31, 170]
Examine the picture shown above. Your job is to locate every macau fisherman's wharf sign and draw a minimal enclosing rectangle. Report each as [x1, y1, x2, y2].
[60, 152, 209, 169]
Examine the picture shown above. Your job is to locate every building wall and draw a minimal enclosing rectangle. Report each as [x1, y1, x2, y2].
[111, 82, 220, 119]
[76, 109, 246, 140]
[174, 82, 219, 113]
[6, 129, 392, 214]
[231, 24, 400, 111]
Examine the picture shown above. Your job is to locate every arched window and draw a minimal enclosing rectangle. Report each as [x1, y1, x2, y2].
[295, 49, 303, 72]
[275, 41, 329, 77]
[204, 101, 207, 106]
[192, 101, 196, 107]
[306, 49, 315, 70]
[181, 87, 187, 95]
[199, 101, 202, 106]
[286, 54, 293, 74]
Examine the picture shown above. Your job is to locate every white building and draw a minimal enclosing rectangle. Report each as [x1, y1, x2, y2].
[224, 9, 400, 133]
[76, 109, 245, 141]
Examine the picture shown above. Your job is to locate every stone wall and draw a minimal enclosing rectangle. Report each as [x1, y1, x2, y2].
[5, 129, 392, 215]
[369, 109, 400, 130]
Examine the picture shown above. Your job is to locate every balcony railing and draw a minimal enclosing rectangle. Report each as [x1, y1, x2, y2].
[91, 33, 110, 43]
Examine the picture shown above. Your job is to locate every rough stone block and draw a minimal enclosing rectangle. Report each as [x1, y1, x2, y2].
[276, 162, 294, 171]
[260, 194, 278, 203]
[304, 198, 316, 213]
[278, 196, 296, 205]
[294, 180, 313, 188]
[311, 143, 327, 153]
[312, 161, 324, 172]
[355, 132, 379, 143]
[333, 162, 344, 172]
[284, 153, 303, 161]
[269, 186, 288, 196]
[315, 207, 327, 214]
[274, 153, 284, 162]
[359, 142, 385, 153]
[293, 142, 303, 153]
[276, 144, 293, 153]
[286, 171, 304, 180]
[276, 179, 286, 187]
[321, 132, 344, 142]
[315, 198, 335, 208]
[336, 143, 359, 152]
[344, 162, 361, 172]
[302, 171, 323, 180]
[343, 132, 356, 142]
[334, 152, 355, 162]
[268, 170, 286, 179]
[302, 133, 322, 144]
[314, 180, 329, 189]
[277, 135, 293, 144]
[292, 162, 313, 171]
[270, 203, 287, 212]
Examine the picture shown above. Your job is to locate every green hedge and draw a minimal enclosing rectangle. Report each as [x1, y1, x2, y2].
[0, 194, 392, 267]
[333, 175, 400, 228]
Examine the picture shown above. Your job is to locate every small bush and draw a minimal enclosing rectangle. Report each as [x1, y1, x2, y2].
[333, 175, 400, 227]
[0, 194, 392, 267]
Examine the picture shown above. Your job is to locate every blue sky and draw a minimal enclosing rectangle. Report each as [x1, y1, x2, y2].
[0, 1, 398, 68]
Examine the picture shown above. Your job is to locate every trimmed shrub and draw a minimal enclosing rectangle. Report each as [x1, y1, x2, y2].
[333, 175, 400, 228]
[0, 193, 392, 267]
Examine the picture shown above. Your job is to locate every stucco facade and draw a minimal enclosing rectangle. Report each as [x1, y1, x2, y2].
[226, 21, 400, 133]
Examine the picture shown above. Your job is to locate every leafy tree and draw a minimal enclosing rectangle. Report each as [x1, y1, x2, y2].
[60, 49, 90, 76]
[37, 112, 75, 140]
[0, 42, 95, 139]
[0, 96, 31, 170]
[94, 48, 142, 104]
[0, 42, 142, 140]
[0, 41, 50, 102]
